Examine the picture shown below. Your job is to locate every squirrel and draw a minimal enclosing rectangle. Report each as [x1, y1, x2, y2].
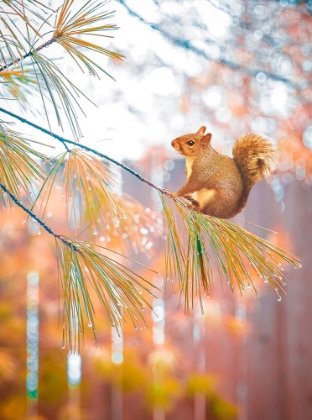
[170, 126, 277, 219]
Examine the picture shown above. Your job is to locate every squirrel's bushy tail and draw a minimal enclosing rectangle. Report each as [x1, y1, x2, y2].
[232, 133, 277, 213]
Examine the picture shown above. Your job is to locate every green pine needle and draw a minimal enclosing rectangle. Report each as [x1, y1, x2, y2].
[55, 237, 157, 351]
[161, 194, 301, 313]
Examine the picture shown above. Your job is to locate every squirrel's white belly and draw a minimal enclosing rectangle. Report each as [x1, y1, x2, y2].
[192, 188, 215, 208]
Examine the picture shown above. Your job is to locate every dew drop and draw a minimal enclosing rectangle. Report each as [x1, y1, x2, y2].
[277, 297, 282, 302]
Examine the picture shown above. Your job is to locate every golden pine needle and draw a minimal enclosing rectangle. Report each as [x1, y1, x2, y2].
[55, 236, 157, 351]
[160, 194, 300, 313]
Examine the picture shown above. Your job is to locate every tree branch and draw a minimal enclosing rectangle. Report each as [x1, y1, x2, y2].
[118, 0, 305, 90]
[0, 37, 56, 72]
[0, 107, 169, 196]
[0, 181, 76, 250]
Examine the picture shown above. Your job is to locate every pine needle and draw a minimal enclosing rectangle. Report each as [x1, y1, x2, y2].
[55, 237, 157, 351]
[160, 194, 301, 313]
[54, 0, 124, 79]
[32, 149, 157, 252]
[0, 123, 47, 202]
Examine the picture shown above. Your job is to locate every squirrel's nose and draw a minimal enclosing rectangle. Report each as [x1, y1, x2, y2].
[171, 139, 177, 148]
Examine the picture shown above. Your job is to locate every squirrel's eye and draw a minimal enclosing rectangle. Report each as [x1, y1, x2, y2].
[187, 140, 195, 146]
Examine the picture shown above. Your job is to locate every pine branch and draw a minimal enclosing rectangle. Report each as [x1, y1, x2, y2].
[0, 37, 56, 72]
[0, 107, 167, 196]
[0, 1, 123, 139]
[0, 181, 157, 351]
[0, 181, 70, 246]
[0, 109, 301, 312]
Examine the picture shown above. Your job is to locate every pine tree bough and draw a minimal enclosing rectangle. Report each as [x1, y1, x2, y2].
[0, 181, 157, 352]
[0, 108, 302, 324]
[0, 0, 302, 350]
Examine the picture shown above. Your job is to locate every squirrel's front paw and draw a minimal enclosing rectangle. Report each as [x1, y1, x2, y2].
[161, 188, 176, 198]
[183, 195, 200, 211]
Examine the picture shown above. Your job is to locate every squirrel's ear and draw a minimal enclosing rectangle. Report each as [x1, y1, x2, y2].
[197, 126, 206, 136]
[201, 133, 212, 148]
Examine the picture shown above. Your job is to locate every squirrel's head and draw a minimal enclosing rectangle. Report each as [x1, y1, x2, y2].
[171, 126, 212, 158]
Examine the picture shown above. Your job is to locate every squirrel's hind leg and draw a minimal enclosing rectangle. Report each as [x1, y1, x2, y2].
[200, 188, 238, 219]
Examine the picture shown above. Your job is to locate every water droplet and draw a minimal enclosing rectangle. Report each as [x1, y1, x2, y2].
[277, 297, 282, 302]
[88, 322, 92, 327]
[61, 343, 65, 349]
[93, 230, 97, 235]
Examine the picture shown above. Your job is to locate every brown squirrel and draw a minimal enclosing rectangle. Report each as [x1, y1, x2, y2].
[170, 126, 277, 219]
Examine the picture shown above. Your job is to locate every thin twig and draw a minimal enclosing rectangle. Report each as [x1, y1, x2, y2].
[0, 181, 76, 249]
[0, 37, 56, 72]
[0, 107, 168, 196]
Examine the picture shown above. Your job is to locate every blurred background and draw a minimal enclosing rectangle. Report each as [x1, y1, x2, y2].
[1, 0, 312, 419]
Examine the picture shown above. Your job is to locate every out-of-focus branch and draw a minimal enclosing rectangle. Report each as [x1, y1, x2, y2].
[118, 0, 305, 90]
